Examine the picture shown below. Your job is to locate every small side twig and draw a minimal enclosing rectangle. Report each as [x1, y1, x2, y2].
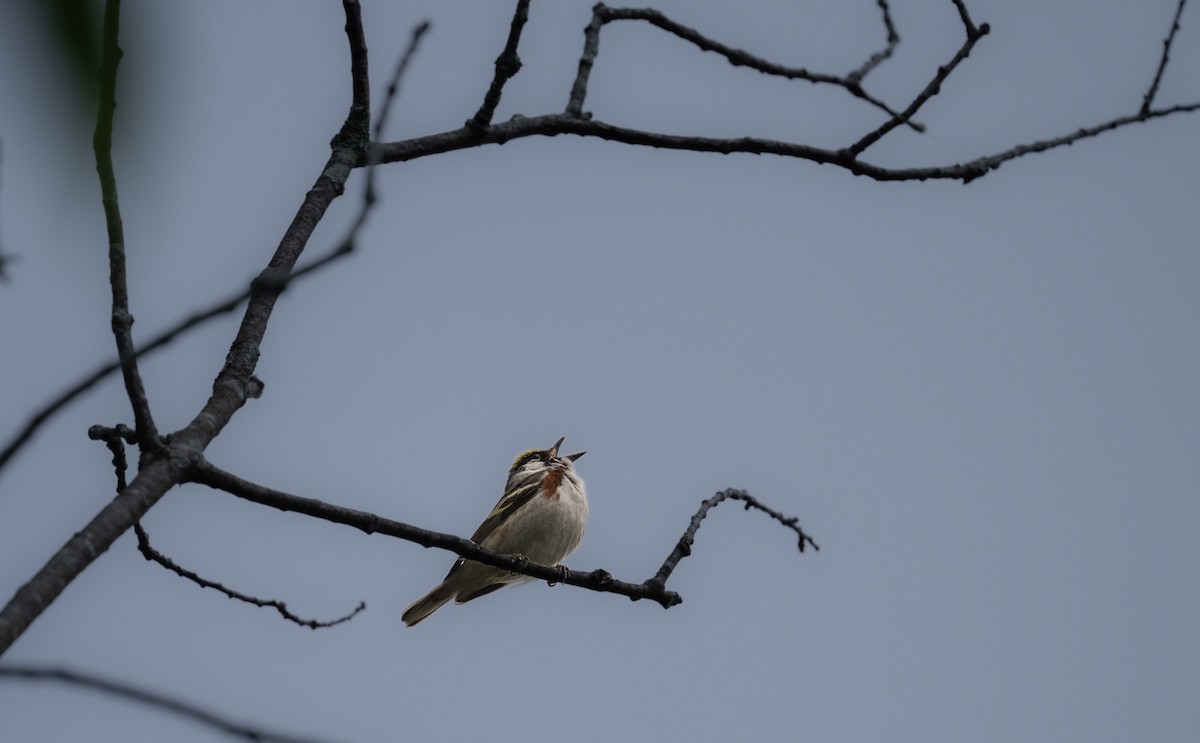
[847, 14, 990, 156]
[84, 425, 363, 630]
[648, 489, 818, 590]
[569, 4, 920, 130]
[0, 665, 334, 743]
[132, 522, 365, 630]
[1142, 0, 1188, 115]
[93, 0, 159, 449]
[87, 423, 136, 491]
[847, 0, 900, 84]
[467, 0, 531, 132]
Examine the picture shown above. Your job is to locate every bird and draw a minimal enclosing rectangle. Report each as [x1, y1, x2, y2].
[402, 436, 588, 627]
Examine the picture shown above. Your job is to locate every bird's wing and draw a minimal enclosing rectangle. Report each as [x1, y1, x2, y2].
[469, 481, 540, 544]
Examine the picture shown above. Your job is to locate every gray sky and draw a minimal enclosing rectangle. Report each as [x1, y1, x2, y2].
[1, 1, 1198, 741]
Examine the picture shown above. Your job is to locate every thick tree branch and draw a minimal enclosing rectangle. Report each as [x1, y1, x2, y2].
[93, 0, 159, 447]
[0, 665, 333, 743]
[0, 0, 373, 659]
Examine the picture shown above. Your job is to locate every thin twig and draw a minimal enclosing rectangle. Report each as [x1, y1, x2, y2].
[89, 426, 362, 630]
[572, 5, 920, 130]
[950, 0, 979, 36]
[847, 18, 990, 156]
[0, 666, 335, 743]
[0, 140, 12, 283]
[0, 251, 342, 478]
[373, 21, 431, 144]
[467, 0, 531, 132]
[1143, 0, 1189, 115]
[848, 0, 900, 84]
[133, 522, 366, 629]
[93, 0, 159, 447]
[650, 489, 818, 590]
[88, 424, 134, 491]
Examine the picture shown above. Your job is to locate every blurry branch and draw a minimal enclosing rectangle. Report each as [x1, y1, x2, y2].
[0, 665, 335, 743]
[0, 140, 13, 284]
[0, 17, 432, 480]
[846, 0, 899, 84]
[0, 234, 353, 477]
[190, 460, 817, 611]
[133, 522, 366, 630]
[0, 0, 376, 658]
[376, 1, 1199, 184]
[87, 425, 366, 629]
[93, 0, 159, 447]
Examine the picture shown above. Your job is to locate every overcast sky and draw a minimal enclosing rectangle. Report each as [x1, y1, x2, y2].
[1, 1, 1198, 741]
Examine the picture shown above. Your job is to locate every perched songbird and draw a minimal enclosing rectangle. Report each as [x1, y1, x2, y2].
[402, 437, 588, 627]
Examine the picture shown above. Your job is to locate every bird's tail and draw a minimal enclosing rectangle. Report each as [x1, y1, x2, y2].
[402, 583, 455, 627]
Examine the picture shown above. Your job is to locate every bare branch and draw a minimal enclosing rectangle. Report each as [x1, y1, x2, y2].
[847, 0, 900, 84]
[0, 14, 435, 482]
[568, 4, 921, 130]
[467, 0, 531, 132]
[0, 249, 344, 479]
[956, 102, 1200, 183]
[190, 460, 817, 611]
[93, 0, 159, 447]
[189, 459, 679, 607]
[0, 0, 373, 659]
[379, 92, 1199, 183]
[847, 17, 990, 156]
[1143, 0, 1189, 115]
[88, 427, 363, 629]
[374, 21, 431, 143]
[950, 0, 980, 36]
[0, 665, 335, 743]
[88, 423, 134, 491]
[650, 489, 818, 590]
[133, 522, 365, 630]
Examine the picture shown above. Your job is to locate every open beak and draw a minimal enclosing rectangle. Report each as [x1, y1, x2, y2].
[549, 437, 585, 463]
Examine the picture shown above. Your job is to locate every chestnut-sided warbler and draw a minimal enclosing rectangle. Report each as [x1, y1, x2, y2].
[402, 437, 588, 627]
